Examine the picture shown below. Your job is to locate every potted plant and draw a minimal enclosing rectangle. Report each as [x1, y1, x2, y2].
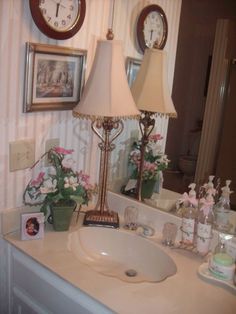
[23, 147, 96, 231]
[123, 134, 170, 199]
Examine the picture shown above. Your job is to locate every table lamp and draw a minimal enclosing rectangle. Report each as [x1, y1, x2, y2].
[73, 29, 140, 227]
[131, 45, 177, 200]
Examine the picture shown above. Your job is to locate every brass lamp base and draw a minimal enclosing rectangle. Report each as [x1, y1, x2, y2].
[83, 210, 119, 228]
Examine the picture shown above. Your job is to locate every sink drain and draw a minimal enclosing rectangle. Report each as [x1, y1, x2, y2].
[125, 269, 137, 277]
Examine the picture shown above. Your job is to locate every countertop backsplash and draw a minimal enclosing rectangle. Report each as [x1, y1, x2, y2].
[1, 191, 236, 255]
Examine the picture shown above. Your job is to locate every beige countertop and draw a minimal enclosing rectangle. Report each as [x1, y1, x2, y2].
[5, 215, 236, 314]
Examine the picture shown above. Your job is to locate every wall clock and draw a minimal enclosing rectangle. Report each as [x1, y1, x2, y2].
[136, 4, 168, 53]
[29, 0, 86, 40]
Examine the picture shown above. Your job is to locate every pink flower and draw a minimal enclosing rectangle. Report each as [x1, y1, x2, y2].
[77, 170, 90, 186]
[54, 147, 74, 155]
[143, 161, 157, 172]
[30, 172, 45, 187]
[84, 183, 94, 190]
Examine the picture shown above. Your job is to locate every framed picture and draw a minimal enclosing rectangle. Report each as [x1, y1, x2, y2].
[23, 42, 87, 112]
[126, 57, 142, 87]
[21, 212, 44, 240]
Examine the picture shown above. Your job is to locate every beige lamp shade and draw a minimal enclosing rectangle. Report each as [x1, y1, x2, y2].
[73, 40, 140, 120]
[131, 48, 177, 117]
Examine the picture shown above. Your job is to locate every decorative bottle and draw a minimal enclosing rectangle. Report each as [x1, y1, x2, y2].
[196, 191, 214, 255]
[154, 170, 163, 194]
[204, 175, 215, 192]
[181, 183, 198, 245]
[209, 233, 235, 281]
[214, 180, 233, 232]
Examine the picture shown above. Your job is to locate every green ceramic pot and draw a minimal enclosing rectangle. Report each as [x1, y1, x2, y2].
[50, 200, 76, 231]
[141, 179, 156, 199]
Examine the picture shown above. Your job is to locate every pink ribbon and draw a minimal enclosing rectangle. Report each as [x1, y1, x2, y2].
[180, 192, 198, 207]
[199, 197, 214, 216]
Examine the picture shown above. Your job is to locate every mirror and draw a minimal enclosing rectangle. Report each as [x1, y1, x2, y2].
[109, 1, 236, 213]
[165, 2, 236, 210]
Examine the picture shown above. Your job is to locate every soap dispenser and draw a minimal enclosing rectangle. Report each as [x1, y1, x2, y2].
[181, 183, 198, 245]
[196, 190, 214, 255]
[214, 180, 233, 232]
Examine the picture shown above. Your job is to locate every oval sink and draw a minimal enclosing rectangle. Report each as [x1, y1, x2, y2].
[68, 227, 177, 283]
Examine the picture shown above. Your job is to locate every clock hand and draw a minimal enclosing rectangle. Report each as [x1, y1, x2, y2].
[58, 0, 66, 9]
[56, 3, 60, 17]
[150, 29, 153, 41]
[50, 0, 66, 9]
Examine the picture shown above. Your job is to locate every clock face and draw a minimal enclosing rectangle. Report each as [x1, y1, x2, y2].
[143, 11, 164, 49]
[29, 0, 86, 40]
[39, 0, 80, 32]
[136, 4, 168, 53]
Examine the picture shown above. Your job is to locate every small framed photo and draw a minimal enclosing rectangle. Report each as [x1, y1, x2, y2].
[126, 57, 142, 87]
[23, 42, 87, 112]
[21, 213, 44, 241]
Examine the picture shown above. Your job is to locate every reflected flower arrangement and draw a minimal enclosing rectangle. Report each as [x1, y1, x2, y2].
[129, 134, 170, 181]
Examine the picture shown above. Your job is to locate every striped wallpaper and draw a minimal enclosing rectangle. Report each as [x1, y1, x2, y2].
[0, 0, 182, 210]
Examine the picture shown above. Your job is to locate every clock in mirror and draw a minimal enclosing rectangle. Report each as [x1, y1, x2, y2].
[136, 4, 168, 53]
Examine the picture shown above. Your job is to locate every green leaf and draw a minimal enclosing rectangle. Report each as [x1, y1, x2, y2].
[40, 203, 48, 216]
[70, 195, 85, 205]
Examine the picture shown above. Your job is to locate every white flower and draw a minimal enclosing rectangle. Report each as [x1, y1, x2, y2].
[48, 166, 57, 176]
[64, 176, 79, 191]
[40, 178, 57, 194]
[130, 148, 140, 156]
[159, 154, 170, 166]
[62, 158, 75, 169]
[147, 142, 162, 157]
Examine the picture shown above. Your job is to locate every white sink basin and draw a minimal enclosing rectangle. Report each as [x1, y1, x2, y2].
[68, 226, 177, 283]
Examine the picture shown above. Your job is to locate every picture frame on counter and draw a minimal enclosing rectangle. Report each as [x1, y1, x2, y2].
[23, 42, 87, 112]
[21, 212, 45, 241]
[126, 57, 142, 87]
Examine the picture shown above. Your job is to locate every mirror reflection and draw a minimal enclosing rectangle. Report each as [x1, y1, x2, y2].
[165, 1, 236, 211]
[110, 0, 236, 215]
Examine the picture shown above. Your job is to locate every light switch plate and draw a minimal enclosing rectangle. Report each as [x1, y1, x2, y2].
[9, 139, 35, 171]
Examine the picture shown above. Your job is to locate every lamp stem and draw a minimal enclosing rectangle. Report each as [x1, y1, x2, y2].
[110, 0, 115, 31]
[83, 118, 123, 227]
[97, 128, 110, 213]
[136, 111, 155, 201]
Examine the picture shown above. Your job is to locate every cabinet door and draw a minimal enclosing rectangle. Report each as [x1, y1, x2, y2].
[12, 285, 52, 314]
[0, 238, 10, 314]
[11, 248, 113, 314]
[12, 294, 43, 314]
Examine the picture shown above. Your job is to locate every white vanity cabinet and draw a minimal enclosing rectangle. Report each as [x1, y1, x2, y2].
[3, 241, 113, 314]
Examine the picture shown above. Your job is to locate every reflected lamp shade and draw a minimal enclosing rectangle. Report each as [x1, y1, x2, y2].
[131, 48, 177, 117]
[73, 39, 140, 120]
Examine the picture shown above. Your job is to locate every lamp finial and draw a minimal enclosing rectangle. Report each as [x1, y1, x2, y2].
[106, 28, 114, 40]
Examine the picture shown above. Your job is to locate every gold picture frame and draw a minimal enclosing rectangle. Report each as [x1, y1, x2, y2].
[23, 42, 87, 112]
[126, 57, 142, 87]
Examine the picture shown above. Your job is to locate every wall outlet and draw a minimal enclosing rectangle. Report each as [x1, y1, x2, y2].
[9, 139, 35, 171]
[45, 138, 60, 166]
